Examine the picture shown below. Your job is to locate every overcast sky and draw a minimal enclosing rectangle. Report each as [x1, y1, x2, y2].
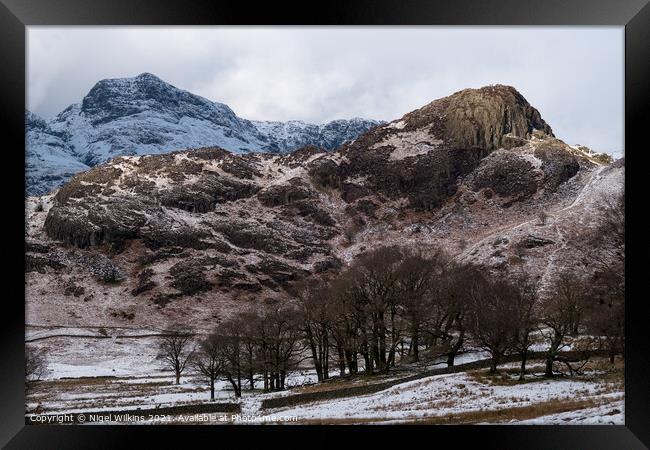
[27, 27, 623, 157]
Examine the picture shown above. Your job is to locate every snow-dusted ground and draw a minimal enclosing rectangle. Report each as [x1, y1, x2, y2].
[266, 365, 623, 424]
[26, 326, 623, 425]
[515, 399, 624, 425]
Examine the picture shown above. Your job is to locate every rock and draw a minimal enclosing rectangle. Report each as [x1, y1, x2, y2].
[313, 257, 343, 273]
[25, 255, 65, 273]
[468, 151, 538, 199]
[519, 235, 555, 248]
[245, 258, 310, 290]
[131, 268, 156, 296]
[63, 281, 85, 297]
[534, 140, 580, 191]
[169, 261, 213, 296]
[86, 254, 125, 283]
[257, 178, 313, 207]
[213, 220, 292, 254]
[307, 158, 342, 190]
[25, 241, 52, 254]
[442, 85, 553, 150]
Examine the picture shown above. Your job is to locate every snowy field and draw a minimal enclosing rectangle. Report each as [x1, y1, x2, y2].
[26, 326, 624, 425]
[264, 362, 624, 424]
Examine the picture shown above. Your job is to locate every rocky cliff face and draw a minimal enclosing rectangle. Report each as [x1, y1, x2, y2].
[26, 73, 380, 196]
[25, 85, 621, 329]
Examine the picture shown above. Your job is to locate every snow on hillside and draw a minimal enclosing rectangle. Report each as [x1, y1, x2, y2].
[26, 73, 380, 196]
[26, 111, 91, 196]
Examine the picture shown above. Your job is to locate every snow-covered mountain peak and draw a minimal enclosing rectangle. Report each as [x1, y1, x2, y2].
[26, 74, 382, 196]
[79, 73, 238, 127]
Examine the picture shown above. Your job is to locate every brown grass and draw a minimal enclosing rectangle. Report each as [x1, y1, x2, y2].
[466, 366, 548, 386]
[285, 397, 618, 425]
[406, 397, 612, 425]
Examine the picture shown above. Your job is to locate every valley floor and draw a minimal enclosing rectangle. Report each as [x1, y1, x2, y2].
[25, 326, 624, 425]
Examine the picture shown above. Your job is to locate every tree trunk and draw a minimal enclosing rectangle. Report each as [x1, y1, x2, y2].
[175, 371, 180, 385]
[544, 356, 554, 377]
[237, 368, 242, 397]
[446, 328, 464, 367]
[609, 347, 616, 364]
[489, 353, 500, 374]
[412, 331, 420, 362]
[210, 379, 215, 401]
[545, 335, 562, 377]
[363, 351, 373, 375]
[338, 345, 346, 377]
[345, 349, 356, 375]
[322, 331, 330, 380]
[519, 351, 527, 381]
[308, 334, 323, 382]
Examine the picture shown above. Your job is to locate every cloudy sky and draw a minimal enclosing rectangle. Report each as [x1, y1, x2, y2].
[28, 27, 623, 156]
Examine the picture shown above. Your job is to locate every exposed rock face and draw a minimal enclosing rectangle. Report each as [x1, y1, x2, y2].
[467, 151, 538, 199]
[533, 139, 581, 191]
[442, 85, 553, 150]
[26, 73, 380, 196]
[25, 85, 622, 329]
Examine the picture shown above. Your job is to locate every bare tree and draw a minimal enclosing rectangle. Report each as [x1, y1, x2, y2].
[396, 250, 442, 363]
[581, 190, 625, 363]
[509, 274, 539, 380]
[467, 272, 519, 374]
[254, 304, 304, 391]
[158, 328, 194, 384]
[541, 272, 587, 377]
[348, 246, 404, 373]
[25, 346, 49, 382]
[296, 279, 332, 381]
[193, 333, 225, 401]
[213, 318, 247, 398]
[437, 263, 475, 367]
[237, 310, 261, 390]
[329, 274, 361, 376]
[584, 266, 624, 364]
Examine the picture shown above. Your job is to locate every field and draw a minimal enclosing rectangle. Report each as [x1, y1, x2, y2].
[26, 326, 623, 425]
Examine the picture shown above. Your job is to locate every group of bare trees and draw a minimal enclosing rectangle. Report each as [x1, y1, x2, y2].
[158, 306, 304, 400]
[295, 247, 475, 378]
[576, 190, 625, 365]
[158, 191, 624, 398]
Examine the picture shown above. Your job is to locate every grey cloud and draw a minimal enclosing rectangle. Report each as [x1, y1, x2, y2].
[27, 26, 623, 157]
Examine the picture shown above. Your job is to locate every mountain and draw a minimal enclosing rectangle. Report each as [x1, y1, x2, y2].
[26, 111, 91, 197]
[25, 84, 620, 329]
[26, 72, 381, 196]
[252, 118, 382, 152]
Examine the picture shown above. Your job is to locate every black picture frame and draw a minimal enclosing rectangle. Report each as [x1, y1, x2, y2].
[1, 0, 647, 448]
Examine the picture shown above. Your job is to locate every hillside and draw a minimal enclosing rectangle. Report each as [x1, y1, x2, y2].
[25, 84, 621, 330]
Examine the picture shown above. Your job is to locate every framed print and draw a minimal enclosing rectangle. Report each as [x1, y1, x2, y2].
[1, 0, 647, 448]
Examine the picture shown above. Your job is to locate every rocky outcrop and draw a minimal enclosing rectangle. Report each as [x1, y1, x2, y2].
[442, 85, 553, 150]
[534, 139, 581, 191]
[257, 178, 314, 207]
[468, 151, 538, 198]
